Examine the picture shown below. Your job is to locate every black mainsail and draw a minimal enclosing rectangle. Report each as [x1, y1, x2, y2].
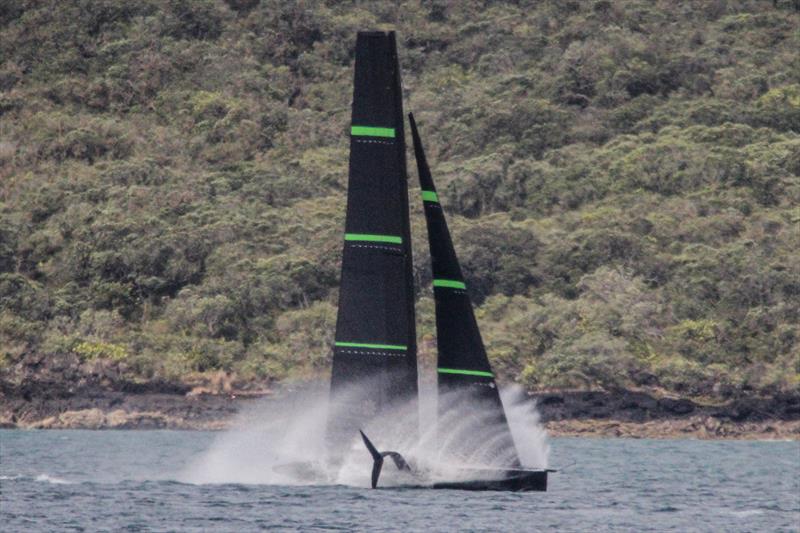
[327, 32, 418, 457]
[409, 113, 521, 469]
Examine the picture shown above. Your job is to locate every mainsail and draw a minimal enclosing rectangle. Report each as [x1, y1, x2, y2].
[409, 113, 521, 468]
[327, 32, 418, 456]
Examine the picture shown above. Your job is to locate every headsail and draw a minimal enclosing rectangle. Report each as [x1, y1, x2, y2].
[327, 32, 418, 458]
[409, 113, 521, 468]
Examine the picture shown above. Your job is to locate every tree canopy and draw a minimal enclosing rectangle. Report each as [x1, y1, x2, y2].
[1, 0, 798, 398]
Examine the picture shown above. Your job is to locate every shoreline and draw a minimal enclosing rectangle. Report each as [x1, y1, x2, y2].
[4, 410, 798, 441]
[1, 386, 798, 440]
[544, 418, 800, 440]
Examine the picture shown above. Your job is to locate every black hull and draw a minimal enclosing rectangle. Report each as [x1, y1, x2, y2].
[273, 461, 550, 492]
[432, 469, 547, 492]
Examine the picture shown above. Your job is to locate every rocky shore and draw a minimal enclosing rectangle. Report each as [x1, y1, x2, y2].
[1, 353, 798, 438]
[2, 381, 798, 439]
[534, 389, 800, 439]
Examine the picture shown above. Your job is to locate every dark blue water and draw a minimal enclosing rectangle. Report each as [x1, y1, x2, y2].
[1, 430, 798, 532]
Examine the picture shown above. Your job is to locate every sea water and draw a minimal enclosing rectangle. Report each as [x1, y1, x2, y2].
[1, 429, 798, 532]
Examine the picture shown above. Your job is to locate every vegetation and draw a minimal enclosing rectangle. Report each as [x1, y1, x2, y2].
[1, 0, 798, 399]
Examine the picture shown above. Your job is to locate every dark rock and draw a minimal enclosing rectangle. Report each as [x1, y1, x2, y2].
[539, 394, 564, 405]
[658, 397, 696, 415]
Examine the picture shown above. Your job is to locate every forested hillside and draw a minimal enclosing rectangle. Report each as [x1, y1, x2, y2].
[1, 0, 798, 399]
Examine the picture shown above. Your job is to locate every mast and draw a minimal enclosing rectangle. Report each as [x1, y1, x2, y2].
[327, 32, 418, 457]
[409, 113, 521, 468]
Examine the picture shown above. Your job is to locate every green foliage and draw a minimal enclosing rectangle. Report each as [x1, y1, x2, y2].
[1, 0, 798, 397]
[73, 340, 128, 361]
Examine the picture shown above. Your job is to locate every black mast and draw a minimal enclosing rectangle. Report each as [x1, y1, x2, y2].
[409, 113, 521, 468]
[327, 32, 418, 457]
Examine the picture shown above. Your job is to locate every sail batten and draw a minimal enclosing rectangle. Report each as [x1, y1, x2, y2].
[344, 233, 403, 244]
[351, 125, 396, 138]
[421, 190, 439, 202]
[409, 113, 521, 469]
[433, 279, 467, 290]
[335, 341, 408, 351]
[438, 368, 495, 377]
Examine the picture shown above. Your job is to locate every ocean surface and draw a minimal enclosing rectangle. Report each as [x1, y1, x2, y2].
[1, 429, 798, 532]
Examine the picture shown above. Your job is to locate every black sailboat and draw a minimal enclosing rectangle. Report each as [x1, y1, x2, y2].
[312, 31, 549, 491]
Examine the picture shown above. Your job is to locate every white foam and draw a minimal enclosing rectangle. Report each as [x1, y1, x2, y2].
[503, 386, 550, 469]
[731, 510, 765, 517]
[34, 474, 72, 485]
[181, 381, 549, 487]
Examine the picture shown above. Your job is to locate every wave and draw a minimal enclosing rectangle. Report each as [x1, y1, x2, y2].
[0, 473, 73, 485]
[731, 510, 765, 517]
[34, 473, 73, 484]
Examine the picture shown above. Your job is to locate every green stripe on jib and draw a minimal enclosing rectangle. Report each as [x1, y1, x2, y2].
[351, 126, 396, 138]
[433, 279, 466, 290]
[438, 368, 494, 378]
[421, 190, 439, 203]
[345, 233, 402, 244]
[335, 341, 407, 351]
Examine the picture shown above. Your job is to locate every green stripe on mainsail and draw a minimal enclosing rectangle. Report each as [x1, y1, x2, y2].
[438, 368, 494, 378]
[335, 342, 407, 351]
[433, 279, 466, 290]
[421, 190, 439, 203]
[345, 233, 402, 244]
[351, 126, 396, 138]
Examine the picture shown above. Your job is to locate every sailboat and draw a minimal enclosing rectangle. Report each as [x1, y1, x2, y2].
[323, 30, 550, 491]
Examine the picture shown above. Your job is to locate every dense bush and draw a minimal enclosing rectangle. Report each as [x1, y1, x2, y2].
[1, 0, 798, 397]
